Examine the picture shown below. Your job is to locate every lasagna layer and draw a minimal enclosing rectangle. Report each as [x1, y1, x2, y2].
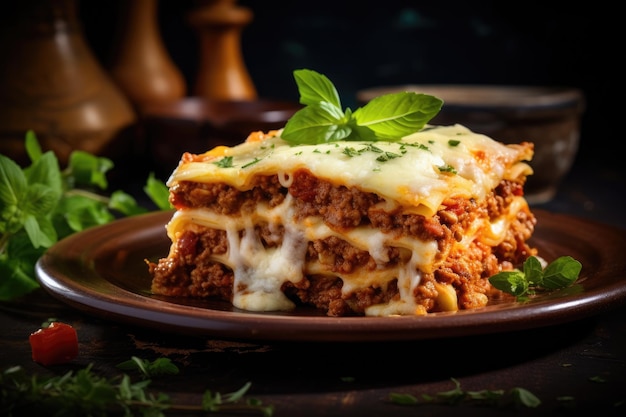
[148, 124, 537, 316]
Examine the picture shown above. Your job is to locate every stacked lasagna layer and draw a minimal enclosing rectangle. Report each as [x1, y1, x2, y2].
[148, 124, 537, 316]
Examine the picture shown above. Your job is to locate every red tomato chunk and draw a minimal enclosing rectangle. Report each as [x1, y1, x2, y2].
[29, 322, 79, 366]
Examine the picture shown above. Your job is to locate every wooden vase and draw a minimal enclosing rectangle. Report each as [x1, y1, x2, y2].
[187, 0, 257, 101]
[0, 0, 137, 166]
[109, 0, 187, 112]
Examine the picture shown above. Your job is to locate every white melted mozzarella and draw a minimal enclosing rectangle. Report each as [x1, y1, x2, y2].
[166, 200, 439, 314]
[170, 124, 533, 217]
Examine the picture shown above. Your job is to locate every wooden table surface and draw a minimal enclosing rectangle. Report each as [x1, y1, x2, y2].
[1, 159, 625, 417]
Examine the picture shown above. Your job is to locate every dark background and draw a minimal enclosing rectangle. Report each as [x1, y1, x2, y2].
[79, 0, 609, 165]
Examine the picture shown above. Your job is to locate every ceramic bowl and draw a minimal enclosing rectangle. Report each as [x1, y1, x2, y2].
[357, 85, 585, 204]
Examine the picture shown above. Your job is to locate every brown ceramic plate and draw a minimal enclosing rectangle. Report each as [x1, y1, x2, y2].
[36, 210, 626, 342]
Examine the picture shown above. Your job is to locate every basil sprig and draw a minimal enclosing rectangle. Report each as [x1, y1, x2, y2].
[489, 255, 582, 299]
[0, 131, 171, 301]
[281, 69, 443, 145]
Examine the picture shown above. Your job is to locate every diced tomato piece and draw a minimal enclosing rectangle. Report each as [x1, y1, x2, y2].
[29, 322, 79, 366]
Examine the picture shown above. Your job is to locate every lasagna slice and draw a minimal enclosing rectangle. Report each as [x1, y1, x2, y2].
[148, 124, 537, 316]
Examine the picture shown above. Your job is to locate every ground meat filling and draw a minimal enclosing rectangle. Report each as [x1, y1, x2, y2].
[149, 170, 536, 316]
[169, 175, 287, 214]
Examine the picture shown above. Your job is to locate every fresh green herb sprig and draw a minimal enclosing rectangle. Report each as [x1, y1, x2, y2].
[489, 255, 582, 299]
[390, 377, 541, 409]
[0, 362, 273, 417]
[0, 131, 171, 301]
[117, 356, 180, 380]
[281, 69, 443, 145]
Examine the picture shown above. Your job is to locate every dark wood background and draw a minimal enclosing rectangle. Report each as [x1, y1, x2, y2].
[78, 0, 613, 168]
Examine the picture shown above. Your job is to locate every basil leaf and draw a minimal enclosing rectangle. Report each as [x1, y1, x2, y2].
[282, 105, 352, 144]
[24, 183, 58, 217]
[488, 270, 528, 296]
[281, 69, 443, 144]
[541, 256, 582, 290]
[144, 172, 171, 211]
[23, 213, 56, 249]
[293, 68, 342, 109]
[522, 256, 544, 285]
[0, 154, 27, 207]
[59, 195, 114, 232]
[1, 131, 171, 302]
[352, 92, 443, 140]
[109, 190, 148, 216]
[0, 257, 40, 301]
[24, 151, 62, 198]
[68, 151, 113, 189]
[24, 130, 43, 162]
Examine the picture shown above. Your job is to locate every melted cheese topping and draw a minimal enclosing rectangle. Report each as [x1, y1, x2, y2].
[170, 124, 533, 217]
[163, 124, 534, 316]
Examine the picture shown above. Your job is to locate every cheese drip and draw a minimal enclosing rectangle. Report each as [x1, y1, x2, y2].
[165, 189, 440, 314]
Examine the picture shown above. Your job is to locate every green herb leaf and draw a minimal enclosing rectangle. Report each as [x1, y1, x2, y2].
[214, 156, 234, 168]
[389, 392, 419, 405]
[281, 69, 443, 145]
[488, 270, 529, 297]
[0, 243, 40, 300]
[489, 256, 582, 299]
[67, 150, 113, 190]
[24, 151, 63, 198]
[24, 130, 43, 161]
[390, 378, 541, 409]
[352, 91, 444, 140]
[109, 190, 148, 216]
[0, 132, 171, 301]
[511, 387, 542, 408]
[144, 172, 172, 211]
[541, 256, 581, 290]
[282, 104, 352, 144]
[116, 356, 179, 379]
[23, 212, 57, 249]
[293, 68, 342, 109]
[522, 255, 544, 285]
[0, 155, 27, 236]
[1, 363, 273, 416]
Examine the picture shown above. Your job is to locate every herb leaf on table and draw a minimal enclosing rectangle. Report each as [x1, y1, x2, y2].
[0, 363, 273, 416]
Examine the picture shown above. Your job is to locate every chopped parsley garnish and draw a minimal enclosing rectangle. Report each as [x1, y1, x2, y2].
[214, 156, 234, 168]
[438, 164, 457, 174]
[241, 157, 262, 169]
[376, 152, 402, 162]
[340, 142, 415, 162]
[404, 142, 430, 151]
[342, 147, 360, 157]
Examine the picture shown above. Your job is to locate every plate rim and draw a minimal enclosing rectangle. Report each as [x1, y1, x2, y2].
[35, 209, 626, 342]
